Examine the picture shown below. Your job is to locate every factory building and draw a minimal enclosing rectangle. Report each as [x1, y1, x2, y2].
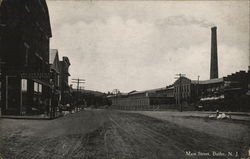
[108, 87, 175, 110]
[198, 70, 249, 111]
[109, 26, 249, 111]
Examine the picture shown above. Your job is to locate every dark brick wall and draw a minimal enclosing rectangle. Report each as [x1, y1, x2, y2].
[0, 0, 52, 115]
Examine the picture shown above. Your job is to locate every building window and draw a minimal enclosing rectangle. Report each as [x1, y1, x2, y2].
[21, 79, 27, 92]
[39, 84, 42, 93]
[34, 82, 39, 92]
[34, 82, 43, 93]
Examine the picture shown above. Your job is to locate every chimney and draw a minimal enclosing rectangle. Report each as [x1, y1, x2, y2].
[210, 26, 218, 79]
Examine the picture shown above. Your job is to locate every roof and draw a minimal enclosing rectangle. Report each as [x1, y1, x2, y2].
[192, 78, 224, 85]
[107, 86, 174, 98]
[129, 87, 172, 95]
[173, 76, 192, 85]
[1, 0, 52, 37]
[49, 49, 58, 64]
[49, 49, 60, 73]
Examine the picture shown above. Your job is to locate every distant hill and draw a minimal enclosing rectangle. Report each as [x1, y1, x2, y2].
[73, 89, 104, 96]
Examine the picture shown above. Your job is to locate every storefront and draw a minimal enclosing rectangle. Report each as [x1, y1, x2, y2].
[1, 73, 52, 116]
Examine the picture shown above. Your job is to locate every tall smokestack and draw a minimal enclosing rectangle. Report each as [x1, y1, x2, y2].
[210, 26, 218, 79]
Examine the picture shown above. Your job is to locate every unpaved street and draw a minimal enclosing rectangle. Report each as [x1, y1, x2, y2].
[0, 109, 249, 159]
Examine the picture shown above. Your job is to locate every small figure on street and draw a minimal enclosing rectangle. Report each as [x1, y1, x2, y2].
[216, 109, 220, 117]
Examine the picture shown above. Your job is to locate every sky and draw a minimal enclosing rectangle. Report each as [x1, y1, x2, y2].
[47, 0, 250, 93]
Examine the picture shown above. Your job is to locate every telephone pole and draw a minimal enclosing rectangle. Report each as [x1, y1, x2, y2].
[71, 78, 85, 111]
[72, 78, 85, 92]
[175, 73, 186, 112]
[112, 89, 120, 108]
[197, 75, 200, 97]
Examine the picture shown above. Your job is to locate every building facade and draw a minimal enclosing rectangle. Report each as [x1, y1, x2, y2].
[59, 57, 71, 106]
[0, 0, 52, 115]
[172, 71, 250, 111]
[109, 87, 175, 110]
[49, 49, 61, 117]
[199, 71, 250, 111]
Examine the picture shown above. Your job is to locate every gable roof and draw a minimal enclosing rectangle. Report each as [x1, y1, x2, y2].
[49, 49, 60, 73]
[192, 77, 224, 85]
[173, 76, 192, 85]
[49, 49, 58, 64]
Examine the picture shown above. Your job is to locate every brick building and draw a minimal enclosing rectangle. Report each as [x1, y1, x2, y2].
[173, 71, 249, 111]
[199, 71, 250, 111]
[0, 0, 52, 115]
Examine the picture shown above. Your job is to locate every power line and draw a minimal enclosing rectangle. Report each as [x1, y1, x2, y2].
[71, 78, 86, 112]
[112, 89, 120, 95]
[112, 89, 120, 107]
[71, 78, 85, 92]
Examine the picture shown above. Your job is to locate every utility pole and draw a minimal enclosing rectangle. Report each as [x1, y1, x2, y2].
[175, 73, 186, 112]
[112, 89, 119, 109]
[71, 78, 85, 112]
[197, 75, 200, 97]
[72, 78, 85, 92]
[79, 86, 84, 91]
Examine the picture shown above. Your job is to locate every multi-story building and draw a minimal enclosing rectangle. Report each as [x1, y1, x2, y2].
[199, 70, 249, 111]
[59, 57, 71, 106]
[173, 70, 249, 111]
[173, 77, 197, 105]
[0, 0, 52, 115]
[49, 49, 61, 117]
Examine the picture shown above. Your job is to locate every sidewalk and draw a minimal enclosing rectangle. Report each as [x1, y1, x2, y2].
[0, 114, 50, 120]
[201, 111, 250, 116]
[0, 106, 87, 120]
[0, 112, 64, 120]
[126, 110, 250, 121]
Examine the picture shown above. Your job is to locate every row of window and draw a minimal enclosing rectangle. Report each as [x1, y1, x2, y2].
[21, 79, 42, 93]
[174, 85, 190, 94]
[34, 82, 42, 93]
[174, 92, 191, 99]
[114, 99, 149, 106]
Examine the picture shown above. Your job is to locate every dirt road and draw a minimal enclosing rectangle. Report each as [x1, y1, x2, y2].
[0, 109, 249, 159]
